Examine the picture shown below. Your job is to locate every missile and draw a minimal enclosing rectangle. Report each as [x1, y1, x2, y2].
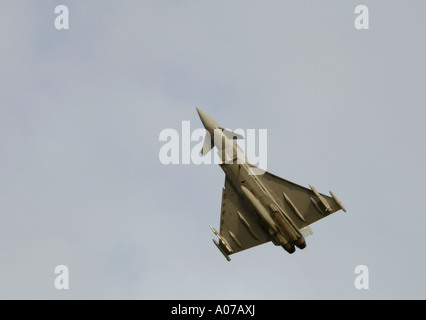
[237, 211, 260, 240]
[283, 192, 306, 222]
[310, 197, 323, 214]
[309, 184, 332, 212]
[241, 186, 277, 232]
[329, 190, 347, 212]
[212, 239, 231, 261]
[210, 225, 233, 253]
[228, 231, 242, 249]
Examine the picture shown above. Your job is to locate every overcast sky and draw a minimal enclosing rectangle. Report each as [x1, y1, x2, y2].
[1, 1, 426, 299]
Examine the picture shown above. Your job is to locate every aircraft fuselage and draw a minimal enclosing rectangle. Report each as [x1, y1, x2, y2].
[219, 144, 306, 253]
[196, 107, 346, 260]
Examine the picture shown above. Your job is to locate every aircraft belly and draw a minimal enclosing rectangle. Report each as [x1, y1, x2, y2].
[196, 108, 346, 260]
[240, 185, 277, 232]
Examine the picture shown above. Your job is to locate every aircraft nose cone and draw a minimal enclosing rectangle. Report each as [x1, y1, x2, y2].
[196, 107, 204, 120]
[196, 107, 219, 132]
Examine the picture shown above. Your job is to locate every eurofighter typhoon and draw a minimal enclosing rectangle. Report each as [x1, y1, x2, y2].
[196, 108, 346, 261]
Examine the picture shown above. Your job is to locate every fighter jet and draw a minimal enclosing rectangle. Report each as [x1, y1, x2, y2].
[196, 108, 346, 261]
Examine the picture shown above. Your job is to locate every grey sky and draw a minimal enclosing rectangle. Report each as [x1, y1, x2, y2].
[1, 1, 426, 299]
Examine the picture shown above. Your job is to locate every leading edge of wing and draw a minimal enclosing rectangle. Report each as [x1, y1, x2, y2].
[212, 178, 271, 259]
[258, 170, 344, 228]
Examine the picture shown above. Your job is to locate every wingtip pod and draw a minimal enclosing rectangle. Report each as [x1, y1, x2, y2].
[212, 239, 231, 262]
[309, 184, 332, 212]
[329, 191, 347, 212]
[210, 225, 233, 252]
[210, 225, 233, 261]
